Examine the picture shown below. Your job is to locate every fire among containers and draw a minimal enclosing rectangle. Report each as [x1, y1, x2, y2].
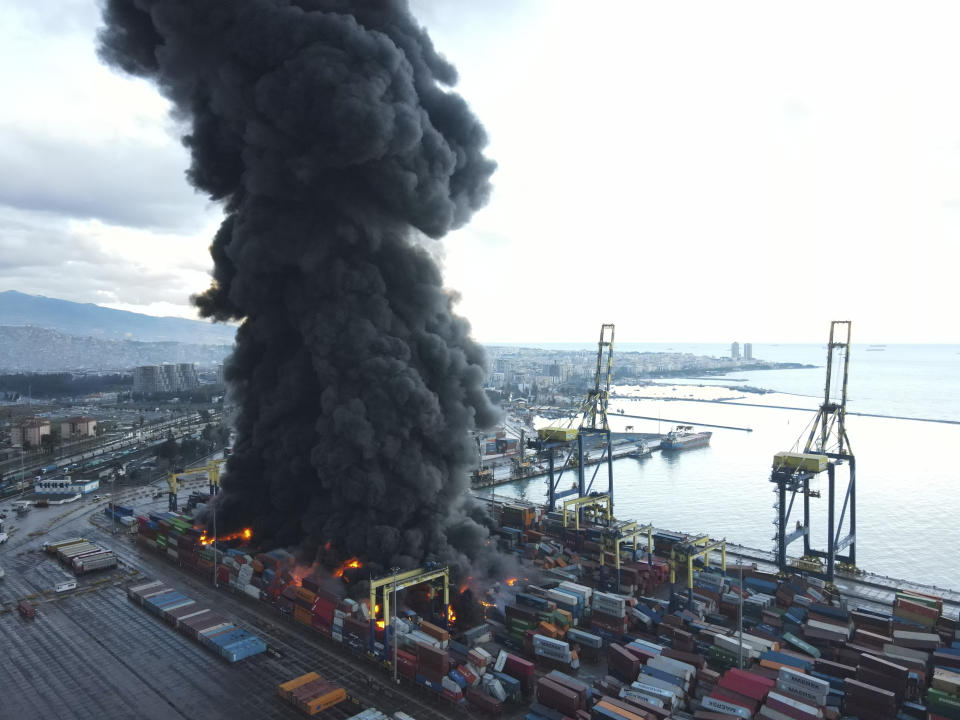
[132, 501, 960, 719]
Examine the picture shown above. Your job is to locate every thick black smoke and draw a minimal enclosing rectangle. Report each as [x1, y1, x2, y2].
[99, 0, 501, 574]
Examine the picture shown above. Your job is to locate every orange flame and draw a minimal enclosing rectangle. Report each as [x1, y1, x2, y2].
[459, 583, 469, 594]
[505, 577, 519, 586]
[447, 604, 456, 625]
[289, 564, 316, 587]
[199, 527, 253, 546]
[333, 557, 362, 578]
[376, 620, 385, 629]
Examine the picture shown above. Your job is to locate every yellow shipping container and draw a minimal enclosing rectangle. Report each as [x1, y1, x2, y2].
[294, 605, 313, 626]
[305, 688, 346, 715]
[538, 426, 578, 442]
[277, 672, 321, 699]
[773, 452, 828, 473]
[296, 586, 317, 604]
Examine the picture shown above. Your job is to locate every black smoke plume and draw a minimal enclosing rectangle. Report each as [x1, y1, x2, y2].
[99, 0, 501, 574]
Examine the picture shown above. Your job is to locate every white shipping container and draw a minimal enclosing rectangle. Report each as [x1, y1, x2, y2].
[441, 676, 460, 694]
[647, 654, 695, 683]
[545, 589, 580, 609]
[634, 674, 686, 704]
[733, 631, 778, 653]
[243, 584, 260, 599]
[775, 678, 827, 707]
[702, 697, 751, 718]
[533, 635, 571, 661]
[557, 582, 590, 606]
[778, 666, 830, 698]
[714, 634, 760, 660]
[629, 681, 677, 708]
[481, 676, 506, 702]
[620, 689, 664, 708]
[566, 628, 603, 649]
[534, 645, 571, 662]
[592, 591, 627, 618]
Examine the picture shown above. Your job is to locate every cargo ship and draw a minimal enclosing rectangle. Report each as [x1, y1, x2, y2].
[660, 424, 712, 450]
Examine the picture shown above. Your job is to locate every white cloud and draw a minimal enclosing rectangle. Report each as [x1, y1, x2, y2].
[2, 1, 959, 341]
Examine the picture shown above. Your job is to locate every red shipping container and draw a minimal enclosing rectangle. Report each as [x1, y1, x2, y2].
[718, 668, 774, 702]
[465, 686, 502, 715]
[710, 687, 758, 716]
[536, 678, 579, 716]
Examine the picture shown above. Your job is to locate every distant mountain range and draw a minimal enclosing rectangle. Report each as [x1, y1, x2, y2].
[0, 290, 236, 345]
[0, 325, 231, 372]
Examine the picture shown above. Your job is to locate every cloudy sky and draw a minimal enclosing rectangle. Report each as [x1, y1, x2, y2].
[2, 1, 959, 344]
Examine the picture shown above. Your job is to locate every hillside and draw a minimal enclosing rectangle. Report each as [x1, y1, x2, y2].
[0, 290, 237, 345]
[0, 325, 231, 372]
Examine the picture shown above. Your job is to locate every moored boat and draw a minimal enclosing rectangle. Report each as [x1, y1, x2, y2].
[660, 425, 712, 450]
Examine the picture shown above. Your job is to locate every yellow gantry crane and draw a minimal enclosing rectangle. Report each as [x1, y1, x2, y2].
[368, 565, 450, 660]
[770, 321, 856, 581]
[166, 458, 227, 511]
[542, 324, 618, 513]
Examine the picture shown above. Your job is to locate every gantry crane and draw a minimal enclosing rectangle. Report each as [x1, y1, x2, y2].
[770, 321, 856, 580]
[165, 458, 227, 511]
[541, 324, 618, 514]
[368, 565, 450, 660]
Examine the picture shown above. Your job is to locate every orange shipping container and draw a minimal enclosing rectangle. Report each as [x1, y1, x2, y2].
[296, 587, 317, 604]
[294, 606, 313, 626]
[538, 622, 561, 639]
[420, 621, 451, 643]
[304, 687, 346, 715]
[277, 672, 321, 700]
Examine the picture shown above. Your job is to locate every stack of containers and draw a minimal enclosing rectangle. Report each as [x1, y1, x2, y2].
[127, 579, 265, 662]
[415, 642, 450, 691]
[497, 652, 534, 698]
[703, 667, 773, 718]
[72, 549, 117, 574]
[532, 634, 579, 669]
[277, 672, 346, 715]
[591, 591, 628, 638]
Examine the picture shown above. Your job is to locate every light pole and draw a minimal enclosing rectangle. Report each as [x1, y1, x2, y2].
[391, 566, 400, 685]
[212, 498, 218, 588]
[111, 471, 117, 535]
[737, 550, 744, 669]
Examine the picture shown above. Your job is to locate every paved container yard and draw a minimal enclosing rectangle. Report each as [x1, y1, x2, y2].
[0, 483, 473, 720]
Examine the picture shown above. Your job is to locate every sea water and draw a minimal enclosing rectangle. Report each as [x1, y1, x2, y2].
[493, 343, 960, 589]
